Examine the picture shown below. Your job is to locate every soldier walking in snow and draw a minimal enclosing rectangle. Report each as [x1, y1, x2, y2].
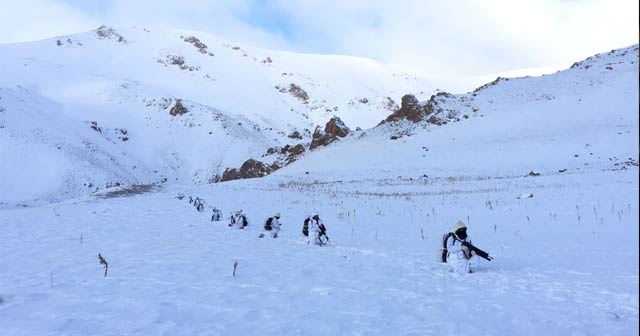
[259, 212, 282, 238]
[229, 210, 249, 229]
[305, 214, 328, 246]
[211, 207, 222, 222]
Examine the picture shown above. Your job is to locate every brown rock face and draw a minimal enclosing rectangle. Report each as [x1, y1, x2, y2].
[309, 117, 350, 150]
[221, 159, 276, 182]
[382, 94, 425, 124]
[379, 92, 456, 126]
[325, 117, 350, 138]
[284, 144, 305, 163]
[169, 99, 188, 116]
[220, 117, 349, 182]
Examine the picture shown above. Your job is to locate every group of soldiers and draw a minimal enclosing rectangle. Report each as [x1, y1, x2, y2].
[176, 194, 329, 246]
[223, 210, 329, 246]
[177, 194, 494, 269]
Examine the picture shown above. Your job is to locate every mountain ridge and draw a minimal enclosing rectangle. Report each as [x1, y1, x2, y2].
[0, 25, 637, 205]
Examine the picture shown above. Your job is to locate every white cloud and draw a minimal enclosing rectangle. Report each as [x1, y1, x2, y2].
[0, 0, 99, 43]
[259, 0, 638, 77]
[0, 0, 637, 88]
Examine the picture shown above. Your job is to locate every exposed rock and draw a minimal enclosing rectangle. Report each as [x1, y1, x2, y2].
[381, 94, 426, 124]
[55, 37, 82, 47]
[221, 159, 276, 182]
[379, 92, 457, 126]
[90, 121, 102, 133]
[310, 117, 350, 150]
[287, 144, 305, 156]
[426, 115, 442, 125]
[262, 142, 307, 168]
[169, 99, 188, 116]
[266, 147, 279, 155]
[288, 131, 303, 139]
[220, 142, 306, 182]
[473, 77, 506, 92]
[325, 117, 350, 138]
[284, 144, 305, 163]
[280, 144, 304, 156]
[384, 96, 399, 111]
[117, 128, 128, 141]
[276, 83, 309, 103]
[157, 53, 200, 71]
[95, 26, 127, 44]
[183, 36, 213, 56]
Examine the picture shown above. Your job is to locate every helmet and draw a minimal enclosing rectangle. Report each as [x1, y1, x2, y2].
[274, 212, 281, 218]
[312, 214, 320, 220]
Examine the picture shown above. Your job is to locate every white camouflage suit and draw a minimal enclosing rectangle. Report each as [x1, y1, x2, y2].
[307, 216, 322, 245]
[229, 211, 248, 229]
[264, 215, 281, 238]
[445, 221, 477, 273]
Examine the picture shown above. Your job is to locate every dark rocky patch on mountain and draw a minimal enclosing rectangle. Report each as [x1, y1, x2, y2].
[310, 116, 350, 150]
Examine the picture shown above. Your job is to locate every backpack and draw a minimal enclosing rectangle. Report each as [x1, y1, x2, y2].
[264, 217, 273, 231]
[441, 232, 455, 262]
[302, 218, 310, 236]
[241, 215, 248, 228]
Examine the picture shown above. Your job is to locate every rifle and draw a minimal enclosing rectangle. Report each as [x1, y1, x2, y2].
[461, 241, 493, 261]
[318, 224, 330, 246]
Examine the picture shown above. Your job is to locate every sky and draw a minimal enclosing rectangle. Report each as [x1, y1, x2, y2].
[1, 0, 638, 84]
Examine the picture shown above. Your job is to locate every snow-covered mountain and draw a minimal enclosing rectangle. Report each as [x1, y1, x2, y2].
[0, 25, 637, 207]
[273, 45, 639, 181]
[0, 28, 638, 336]
[0, 26, 432, 204]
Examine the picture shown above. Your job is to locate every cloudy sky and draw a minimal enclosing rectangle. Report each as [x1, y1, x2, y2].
[1, 0, 638, 89]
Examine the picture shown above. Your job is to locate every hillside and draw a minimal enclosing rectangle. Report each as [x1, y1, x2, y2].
[0, 25, 432, 205]
[272, 45, 639, 181]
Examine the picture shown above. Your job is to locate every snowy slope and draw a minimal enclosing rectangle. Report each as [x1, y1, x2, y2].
[273, 45, 639, 181]
[0, 167, 637, 335]
[0, 86, 155, 203]
[0, 25, 432, 204]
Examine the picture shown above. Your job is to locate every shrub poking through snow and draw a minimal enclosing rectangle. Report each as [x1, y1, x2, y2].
[98, 253, 109, 277]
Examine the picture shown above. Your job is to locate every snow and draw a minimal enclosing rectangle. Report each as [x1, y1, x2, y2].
[0, 27, 638, 335]
[0, 26, 435, 202]
[0, 170, 637, 335]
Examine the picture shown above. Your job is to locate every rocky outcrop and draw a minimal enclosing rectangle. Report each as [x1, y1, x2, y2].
[309, 116, 350, 150]
[221, 143, 306, 182]
[182, 36, 214, 56]
[221, 159, 279, 182]
[95, 26, 127, 44]
[473, 77, 507, 93]
[157, 54, 200, 71]
[288, 131, 302, 139]
[275, 83, 309, 103]
[380, 94, 428, 124]
[379, 92, 456, 126]
[281, 144, 305, 163]
[169, 99, 188, 116]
